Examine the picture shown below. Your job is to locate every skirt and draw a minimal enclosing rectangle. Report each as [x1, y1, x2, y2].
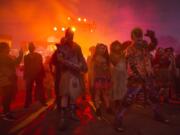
[94, 77, 111, 90]
[111, 68, 127, 101]
[59, 71, 83, 100]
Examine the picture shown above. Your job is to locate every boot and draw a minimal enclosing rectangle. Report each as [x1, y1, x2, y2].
[154, 112, 169, 124]
[59, 108, 67, 130]
[70, 104, 80, 121]
[96, 108, 102, 120]
[114, 116, 124, 132]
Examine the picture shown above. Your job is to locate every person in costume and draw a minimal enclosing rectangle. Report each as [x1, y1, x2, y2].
[57, 28, 87, 130]
[114, 28, 169, 132]
[110, 40, 127, 110]
[91, 43, 112, 119]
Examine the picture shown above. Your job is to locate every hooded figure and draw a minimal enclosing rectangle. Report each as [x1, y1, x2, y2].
[57, 28, 87, 130]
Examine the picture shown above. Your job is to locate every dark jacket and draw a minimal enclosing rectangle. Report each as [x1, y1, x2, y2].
[24, 52, 44, 80]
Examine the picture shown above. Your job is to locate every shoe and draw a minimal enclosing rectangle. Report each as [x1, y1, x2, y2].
[59, 108, 68, 130]
[114, 118, 124, 132]
[154, 113, 169, 124]
[2, 113, 16, 121]
[96, 108, 102, 120]
[70, 111, 80, 121]
[69, 104, 80, 121]
[115, 126, 124, 132]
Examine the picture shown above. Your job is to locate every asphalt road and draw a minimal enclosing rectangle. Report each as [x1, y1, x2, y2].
[0, 98, 180, 135]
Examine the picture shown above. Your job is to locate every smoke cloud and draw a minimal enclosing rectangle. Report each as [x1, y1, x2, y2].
[0, 0, 180, 54]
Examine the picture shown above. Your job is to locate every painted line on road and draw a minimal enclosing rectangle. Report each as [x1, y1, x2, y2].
[88, 101, 96, 111]
[9, 100, 54, 134]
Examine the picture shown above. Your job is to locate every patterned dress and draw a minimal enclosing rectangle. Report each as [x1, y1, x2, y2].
[93, 55, 111, 90]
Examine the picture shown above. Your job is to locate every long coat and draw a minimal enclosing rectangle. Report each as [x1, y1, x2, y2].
[57, 42, 87, 100]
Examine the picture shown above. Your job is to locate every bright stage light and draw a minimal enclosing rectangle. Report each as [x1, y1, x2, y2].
[61, 27, 65, 32]
[67, 17, 71, 21]
[53, 27, 58, 32]
[83, 18, 87, 22]
[78, 17, 81, 22]
[71, 27, 76, 32]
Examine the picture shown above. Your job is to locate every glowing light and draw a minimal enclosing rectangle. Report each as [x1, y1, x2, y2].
[61, 27, 65, 32]
[71, 27, 76, 32]
[90, 29, 94, 32]
[53, 27, 58, 32]
[47, 36, 59, 43]
[67, 17, 71, 21]
[48, 44, 57, 52]
[83, 18, 87, 22]
[78, 17, 81, 22]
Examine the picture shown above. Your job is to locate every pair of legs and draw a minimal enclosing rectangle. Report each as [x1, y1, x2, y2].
[1, 85, 15, 114]
[24, 77, 46, 107]
[59, 95, 79, 130]
[1, 82, 17, 121]
[94, 88, 110, 109]
[60, 95, 76, 109]
[58, 72, 83, 130]
[60, 95, 79, 118]
[54, 76, 61, 110]
[115, 86, 168, 132]
[94, 88, 111, 117]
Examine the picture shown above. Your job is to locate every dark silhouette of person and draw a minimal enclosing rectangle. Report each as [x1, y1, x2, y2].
[24, 42, 46, 108]
[87, 46, 96, 101]
[175, 54, 180, 97]
[0, 42, 23, 121]
[49, 43, 62, 110]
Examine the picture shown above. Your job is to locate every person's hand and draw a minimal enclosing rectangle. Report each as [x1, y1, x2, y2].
[145, 30, 155, 38]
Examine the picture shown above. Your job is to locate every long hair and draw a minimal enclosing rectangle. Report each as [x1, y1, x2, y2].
[92, 43, 110, 65]
[110, 40, 127, 58]
[110, 40, 120, 53]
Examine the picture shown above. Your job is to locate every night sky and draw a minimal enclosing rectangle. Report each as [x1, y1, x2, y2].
[0, 0, 180, 53]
